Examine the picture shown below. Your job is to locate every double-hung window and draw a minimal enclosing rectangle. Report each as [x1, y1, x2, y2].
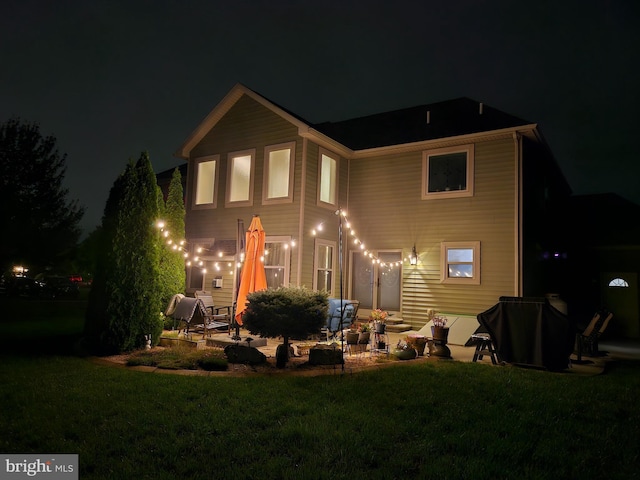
[226, 149, 255, 207]
[318, 148, 338, 207]
[263, 142, 295, 205]
[423, 145, 474, 199]
[441, 241, 480, 285]
[313, 239, 335, 294]
[264, 237, 291, 288]
[193, 155, 219, 208]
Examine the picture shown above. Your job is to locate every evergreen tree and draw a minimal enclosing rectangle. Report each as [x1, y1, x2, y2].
[158, 168, 186, 309]
[85, 152, 163, 353]
[243, 287, 328, 367]
[0, 118, 85, 272]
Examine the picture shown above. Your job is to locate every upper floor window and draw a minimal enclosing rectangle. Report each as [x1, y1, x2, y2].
[441, 241, 480, 285]
[423, 145, 474, 199]
[193, 155, 219, 208]
[226, 149, 255, 207]
[318, 148, 338, 207]
[263, 142, 295, 205]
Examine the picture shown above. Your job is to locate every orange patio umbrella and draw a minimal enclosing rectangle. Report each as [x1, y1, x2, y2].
[234, 215, 267, 326]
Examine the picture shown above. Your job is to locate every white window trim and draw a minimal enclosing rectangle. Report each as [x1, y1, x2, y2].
[262, 141, 295, 205]
[422, 144, 474, 200]
[440, 241, 481, 285]
[264, 235, 292, 287]
[317, 147, 339, 209]
[192, 155, 219, 209]
[225, 149, 255, 207]
[313, 238, 336, 295]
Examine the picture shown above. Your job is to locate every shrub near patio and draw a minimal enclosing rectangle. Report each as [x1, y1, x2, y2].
[242, 286, 328, 367]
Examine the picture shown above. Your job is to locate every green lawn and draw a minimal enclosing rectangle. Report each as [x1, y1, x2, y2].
[1, 296, 639, 479]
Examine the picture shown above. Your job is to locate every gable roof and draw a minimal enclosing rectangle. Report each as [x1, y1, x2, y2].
[313, 97, 532, 150]
[176, 83, 538, 159]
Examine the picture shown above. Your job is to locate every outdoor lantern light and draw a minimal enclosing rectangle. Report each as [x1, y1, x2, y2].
[410, 245, 418, 265]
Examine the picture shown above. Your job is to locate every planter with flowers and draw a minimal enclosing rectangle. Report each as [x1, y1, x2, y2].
[370, 309, 388, 333]
[407, 334, 428, 356]
[392, 338, 417, 360]
[358, 322, 371, 345]
[428, 313, 451, 358]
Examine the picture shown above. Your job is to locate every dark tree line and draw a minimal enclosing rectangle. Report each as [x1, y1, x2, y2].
[0, 118, 84, 273]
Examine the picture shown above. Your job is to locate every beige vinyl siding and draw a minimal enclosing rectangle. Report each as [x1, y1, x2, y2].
[185, 94, 304, 297]
[347, 138, 517, 328]
[296, 142, 350, 295]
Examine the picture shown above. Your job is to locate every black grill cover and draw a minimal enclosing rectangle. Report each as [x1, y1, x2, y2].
[477, 296, 576, 371]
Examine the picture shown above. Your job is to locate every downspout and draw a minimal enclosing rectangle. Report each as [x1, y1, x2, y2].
[296, 137, 307, 287]
[344, 154, 351, 298]
[513, 132, 523, 296]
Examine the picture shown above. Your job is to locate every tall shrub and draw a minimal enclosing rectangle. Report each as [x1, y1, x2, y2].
[158, 167, 186, 309]
[85, 152, 162, 353]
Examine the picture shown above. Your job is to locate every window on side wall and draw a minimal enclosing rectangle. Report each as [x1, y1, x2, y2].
[264, 237, 291, 288]
[263, 142, 295, 205]
[313, 239, 336, 294]
[422, 145, 474, 199]
[441, 241, 480, 285]
[193, 155, 219, 209]
[318, 148, 338, 207]
[226, 149, 255, 207]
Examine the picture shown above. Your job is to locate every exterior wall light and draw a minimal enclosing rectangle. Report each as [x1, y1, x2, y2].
[410, 245, 418, 265]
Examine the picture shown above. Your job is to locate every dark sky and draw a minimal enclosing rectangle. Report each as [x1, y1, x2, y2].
[2, 0, 639, 234]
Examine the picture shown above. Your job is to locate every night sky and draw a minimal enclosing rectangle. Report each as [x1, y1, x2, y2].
[2, 0, 639, 235]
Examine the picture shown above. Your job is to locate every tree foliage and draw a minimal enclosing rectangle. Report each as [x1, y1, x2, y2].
[85, 152, 163, 353]
[157, 167, 186, 309]
[0, 117, 84, 272]
[243, 287, 328, 366]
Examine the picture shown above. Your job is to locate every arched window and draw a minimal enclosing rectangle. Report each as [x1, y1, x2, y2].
[608, 278, 629, 288]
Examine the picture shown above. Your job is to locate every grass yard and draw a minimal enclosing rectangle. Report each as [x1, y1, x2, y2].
[1, 295, 639, 479]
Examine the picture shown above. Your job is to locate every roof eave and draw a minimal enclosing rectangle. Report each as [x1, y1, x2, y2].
[175, 83, 314, 159]
[349, 123, 540, 158]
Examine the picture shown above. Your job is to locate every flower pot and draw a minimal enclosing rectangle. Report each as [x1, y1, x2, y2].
[431, 326, 449, 344]
[346, 332, 359, 345]
[358, 331, 370, 344]
[393, 347, 417, 360]
[376, 341, 386, 350]
[407, 334, 427, 356]
[429, 327, 451, 358]
[374, 322, 386, 334]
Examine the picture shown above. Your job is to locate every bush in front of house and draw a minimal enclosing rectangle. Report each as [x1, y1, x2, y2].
[242, 286, 328, 368]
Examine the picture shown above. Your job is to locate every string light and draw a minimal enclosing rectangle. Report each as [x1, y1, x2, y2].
[310, 210, 404, 267]
[156, 218, 296, 276]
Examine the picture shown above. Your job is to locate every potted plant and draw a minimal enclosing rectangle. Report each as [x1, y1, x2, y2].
[358, 322, 371, 345]
[407, 334, 428, 356]
[392, 338, 417, 360]
[429, 313, 451, 358]
[370, 309, 388, 333]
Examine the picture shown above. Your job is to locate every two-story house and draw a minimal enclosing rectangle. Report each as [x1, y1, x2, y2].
[174, 83, 571, 331]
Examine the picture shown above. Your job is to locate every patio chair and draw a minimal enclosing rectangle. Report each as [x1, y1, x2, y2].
[170, 297, 230, 339]
[165, 294, 185, 329]
[195, 290, 233, 334]
[575, 310, 613, 362]
[322, 299, 360, 341]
